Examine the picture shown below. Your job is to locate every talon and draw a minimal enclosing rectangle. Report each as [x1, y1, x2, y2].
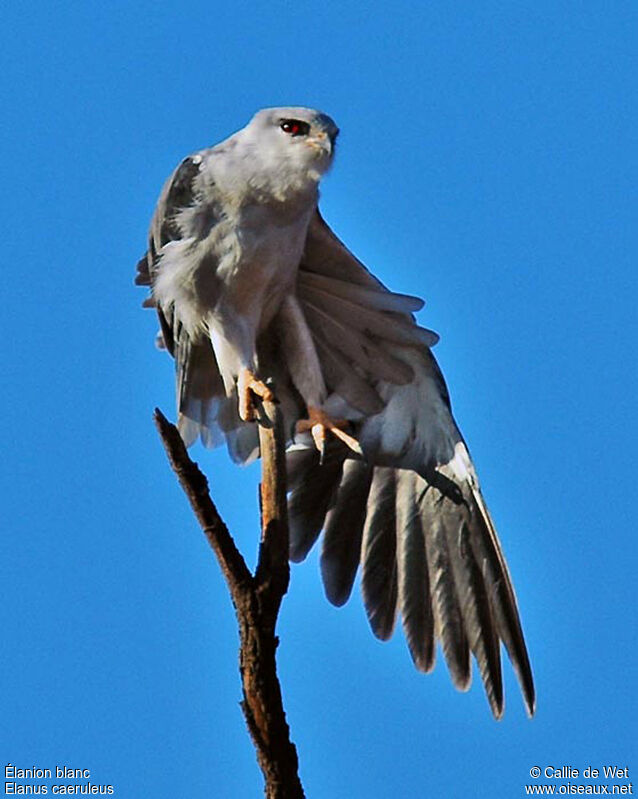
[311, 423, 327, 465]
[296, 407, 363, 458]
[238, 368, 276, 422]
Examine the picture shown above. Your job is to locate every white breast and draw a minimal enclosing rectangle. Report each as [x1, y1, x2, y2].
[216, 202, 314, 330]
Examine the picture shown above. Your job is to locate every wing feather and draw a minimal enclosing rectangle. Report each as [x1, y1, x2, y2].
[287, 441, 345, 562]
[396, 470, 435, 672]
[424, 514, 471, 691]
[320, 460, 373, 606]
[312, 337, 385, 416]
[302, 298, 415, 385]
[467, 484, 536, 715]
[360, 468, 399, 640]
[299, 270, 424, 313]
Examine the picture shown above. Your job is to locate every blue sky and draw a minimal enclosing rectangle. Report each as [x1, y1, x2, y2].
[2, 1, 636, 796]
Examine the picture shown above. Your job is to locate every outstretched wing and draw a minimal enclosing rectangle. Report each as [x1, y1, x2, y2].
[286, 211, 535, 718]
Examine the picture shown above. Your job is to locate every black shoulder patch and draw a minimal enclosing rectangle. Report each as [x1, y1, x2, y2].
[160, 156, 202, 245]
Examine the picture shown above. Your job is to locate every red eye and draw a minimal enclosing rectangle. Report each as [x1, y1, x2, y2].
[280, 119, 310, 137]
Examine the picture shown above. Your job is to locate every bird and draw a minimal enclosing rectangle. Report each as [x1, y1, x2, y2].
[136, 106, 535, 719]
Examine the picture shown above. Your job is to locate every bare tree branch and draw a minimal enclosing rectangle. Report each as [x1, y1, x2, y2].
[255, 399, 291, 618]
[154, 405, 305, 799]
[153, 408, 253, 595]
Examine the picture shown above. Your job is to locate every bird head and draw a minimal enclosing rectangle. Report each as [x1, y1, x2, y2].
[241, 106, 339, 188]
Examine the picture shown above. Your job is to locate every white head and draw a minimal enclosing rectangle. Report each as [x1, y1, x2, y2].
[237, 107, 339, 193]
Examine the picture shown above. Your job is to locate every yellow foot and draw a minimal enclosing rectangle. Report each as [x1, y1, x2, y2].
[238, 368, 276, 422]
[296, 406, 363, 460]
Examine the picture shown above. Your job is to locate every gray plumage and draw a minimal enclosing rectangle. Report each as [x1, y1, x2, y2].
[136, 106, 535, 718]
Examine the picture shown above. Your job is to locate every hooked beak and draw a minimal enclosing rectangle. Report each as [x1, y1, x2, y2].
[307, 130, 335, 158]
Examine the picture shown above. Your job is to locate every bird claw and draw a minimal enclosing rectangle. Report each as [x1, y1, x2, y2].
[238, 368, 276, 422]
[296, 407, 363, 462]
